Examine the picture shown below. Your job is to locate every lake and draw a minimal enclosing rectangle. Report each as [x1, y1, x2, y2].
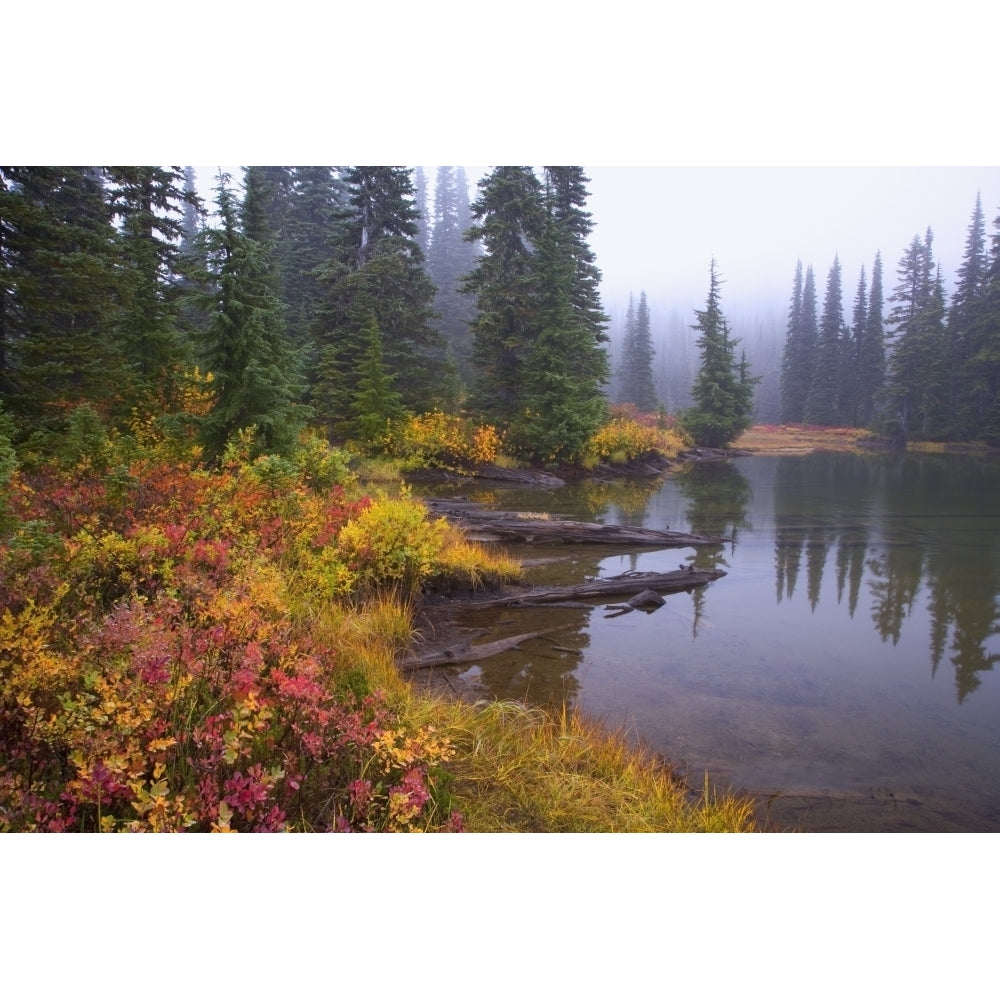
[426, 451, 1000, 831]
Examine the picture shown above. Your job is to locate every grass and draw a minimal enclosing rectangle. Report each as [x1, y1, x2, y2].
[401, 697, 760, 832]
[734, 424, 875, 453]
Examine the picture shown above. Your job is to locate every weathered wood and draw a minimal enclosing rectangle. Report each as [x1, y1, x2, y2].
[423, 499, 729, 547]
[470, 465, 567, 488]
[439, 567, 725, 611]
[399, 627, 565, 671]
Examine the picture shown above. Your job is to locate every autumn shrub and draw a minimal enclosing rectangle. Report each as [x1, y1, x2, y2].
[585, 417, 689, 466]
[335, 493, 449, 600]
[0, 437, 465, 832]
[386, 411, 504, 472]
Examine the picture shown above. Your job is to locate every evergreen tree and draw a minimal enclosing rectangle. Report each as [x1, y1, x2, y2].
[312, 167, 449, 436]
[885, 229, 950, 438]
[104, 166, 197, 396]
[804, 255, 845, 425]
[426, 166, 478, 389]
[542, 167, 610, 364]
[779, 259, 806, 422]
[463, 166, 547, 426]
[973, 209, 1000, 442]
[949, 193, 990, 437]
[0, 166, 126, 436]
[413, 166, 430, 256]
[617, 290, 657, 410]
[196, 171, 305, 460]
[616, 293, 637, 405]
[840, 265, 867, 426]
[856, 252, 885, 428]
[280, 167, 352, 370]
[351, 312, 405, 446]
[683, 260, 758, 448]
[513, 210, 608, 464]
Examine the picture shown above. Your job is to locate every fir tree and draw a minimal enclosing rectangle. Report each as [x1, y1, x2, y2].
[856, 252, 885, 428]
[463, 166, 547, 426]
[840, 265, 867, 426]
[513, 212, 608, 464]
[779, 259, 806, 422]
[885, 229, 949, 439]
[804, 255, 845, 425]
[312, 167, 449, 436]
[196, 171, 305, 460]
[683, 260, 758, 448]
[949, 193, 990, 437]
[351, 312, 405, 447]
[426, 166, 478, 389]
[618, 290, 657, 410]
[0, 166, 126, 436]
[104, 166, 196, 395]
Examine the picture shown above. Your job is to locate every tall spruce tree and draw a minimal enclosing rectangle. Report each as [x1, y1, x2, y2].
[513, 215, 608, 464]
[0, 166, 126, 437]
[856, 252, 885, 428]
[312, 167, 449, 439]
[105, 166, 196, 398]
[618, 290, 657, 410]
[196, 171, 305, 460]
[949, 193, 990, 437]
[840, 265, 867, 426]
[973, 209, 1000, 442]
[426, 166, 478, 389]
[463, 166, 609, 458]
[804, 255, 845, 425]
[779, 259, 806, 422]
[683, 260, 758, 448]
[885, 229, 950, 439]
[463, 166, 547, 426]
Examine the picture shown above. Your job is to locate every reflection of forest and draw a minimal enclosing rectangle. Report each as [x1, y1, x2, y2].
[673, 461, 752, 634]
[772, 453, 1000, 704]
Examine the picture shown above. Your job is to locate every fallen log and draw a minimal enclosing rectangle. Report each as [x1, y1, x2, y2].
[438, 567, 725, 611]
[399, 627, 565, 671]
[423, 499, 729, 547]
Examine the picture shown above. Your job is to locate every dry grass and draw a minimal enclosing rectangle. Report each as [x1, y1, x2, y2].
[403, 697, 760, 833]
[734, 424, 875, 454]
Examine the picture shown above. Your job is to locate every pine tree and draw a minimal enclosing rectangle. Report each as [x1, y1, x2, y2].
[312, 167, 450, 436]
[974, 209, 1000, 442]
[351, 312, 405, 447]
[413, 166, 430, 256]
[779, 259, 806, 422]
[840, 265, 867, 426]
[196, 171, 305, 460]
[513, 211, 608, 464]
[0, 166, 126, 437]
[885, 229, 950, 439]
[426, 166, 478, 389]
[804, 255, 845, 425]
[463, 166, 547, 426]
[683, 260, 758, 448]
[618, 290, 657, 410]
[105, 166, 197, 396]
[856, 252, 885, 428]
[949, 193, 990, 437]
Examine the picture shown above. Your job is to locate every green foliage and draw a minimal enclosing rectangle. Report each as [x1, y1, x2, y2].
[683, 260, 759, 449]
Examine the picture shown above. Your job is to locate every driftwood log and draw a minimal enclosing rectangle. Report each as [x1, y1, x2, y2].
[399, 627, 565, 671]
[435, 567, 725, 611]
[423, 499, 729, 547]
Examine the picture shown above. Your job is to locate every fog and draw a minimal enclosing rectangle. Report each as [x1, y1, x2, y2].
[579, 166, 1000, 318]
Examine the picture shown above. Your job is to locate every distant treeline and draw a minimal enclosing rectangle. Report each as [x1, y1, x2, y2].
[3, 167, 997, 466]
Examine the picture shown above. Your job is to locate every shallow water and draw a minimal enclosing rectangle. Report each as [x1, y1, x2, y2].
[426, 452, 1000, 831]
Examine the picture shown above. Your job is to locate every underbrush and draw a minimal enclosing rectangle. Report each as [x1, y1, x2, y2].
[0, 410, 758, 833]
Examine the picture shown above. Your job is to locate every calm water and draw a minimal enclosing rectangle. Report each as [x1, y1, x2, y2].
[429, 452, 1000, 831]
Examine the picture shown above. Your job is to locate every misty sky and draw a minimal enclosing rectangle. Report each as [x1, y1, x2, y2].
[578, 166, 1000, 319]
